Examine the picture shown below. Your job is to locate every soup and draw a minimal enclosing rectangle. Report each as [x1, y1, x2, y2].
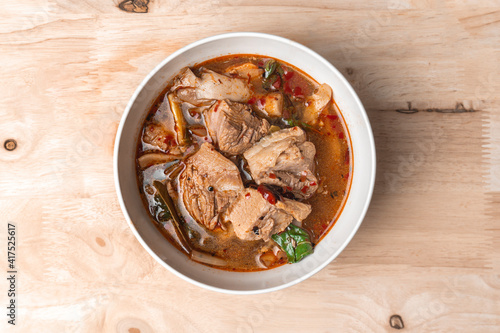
[136, 55, 351, 271]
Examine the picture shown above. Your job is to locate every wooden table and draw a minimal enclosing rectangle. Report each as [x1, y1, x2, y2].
[1, 1, 499, 331]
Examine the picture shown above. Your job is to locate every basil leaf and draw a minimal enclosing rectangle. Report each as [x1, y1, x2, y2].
[264, 60, 277, 79]
[272, 224, 314, 263]
[263, 73, 278, 90]
[276, 65, 285, 76]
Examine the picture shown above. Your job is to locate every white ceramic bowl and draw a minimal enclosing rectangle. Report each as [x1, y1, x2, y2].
[114, 32, 376, 294]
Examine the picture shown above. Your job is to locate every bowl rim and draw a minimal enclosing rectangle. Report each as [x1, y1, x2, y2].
[113, 32, 376, 294]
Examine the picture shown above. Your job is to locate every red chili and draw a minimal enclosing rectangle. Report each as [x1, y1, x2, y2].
[272, 76, 281, 89]
[301, 186, 309, 194]
[284, 71, 294, 80]
[269, 173, 277, 179]
[310, 182, 317, 186]
[213, 100, 221, 112]
[248, 96, 257, 104]
[284, 82, 292, 94]
[257, 98, 266, 110]
[163, 134, 174, 144]
[245, 192, 251, 198]
[293, 86, 302, 97]
[300, 175, 307, 182]
[285, 186, 292, 191]
[326, 115, 338, 120]
[257, 185, 276, 205]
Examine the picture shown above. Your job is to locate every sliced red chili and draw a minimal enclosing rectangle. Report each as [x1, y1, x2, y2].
[326, 115, 338, 120]
[213, 101, 220, 112]
[284, 71, 294, 80]
[257, 184, 276, 205]
[301, 186, 309, 194]
[245, 192, 251, 198]
[299, 175, 307, 182]
[310, 182, 317, 186]
[269, 173, 277, 179]
[272, 76, 281, 89]
[248, 96, 257, 104]
[257, 98, 266, 110]
[293, 86, 302, 97]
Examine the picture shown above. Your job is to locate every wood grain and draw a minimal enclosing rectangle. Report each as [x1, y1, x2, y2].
[1, 0, 499, 332]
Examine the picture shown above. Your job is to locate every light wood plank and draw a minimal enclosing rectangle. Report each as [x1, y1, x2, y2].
[1, 0, 499, 331]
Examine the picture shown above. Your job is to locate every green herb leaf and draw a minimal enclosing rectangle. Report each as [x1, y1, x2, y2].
[272, 224, 314, 263]
[264, 60, 277, 79]
[283, 118, 298, 127]
[276, 65, 285, 76]
[263, 73, 278, 90]
[282, 114, 322, 134]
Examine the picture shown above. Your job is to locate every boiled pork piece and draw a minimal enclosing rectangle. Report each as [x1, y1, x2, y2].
[243, 126, 318, 199]
[275, 197, 311, 222]
[171, 68, 253, 106]
[179, 143, 244, 230]
[224, 62, 264, 81]
[203, 100, 270, 155]
[223, 188, 311, 241]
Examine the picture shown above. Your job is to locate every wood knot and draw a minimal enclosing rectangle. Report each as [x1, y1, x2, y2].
[4, 139, 17, 151]
[396, 102, 418, 114]
[119, 0, 149, 13]
[390, 314, 404, 329]
[95, 237, 106, 247]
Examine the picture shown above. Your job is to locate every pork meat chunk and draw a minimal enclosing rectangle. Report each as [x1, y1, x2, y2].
[171, 68, 253, 106]
[142, 122, 174, 152]
[223, 188, 311, 241]
[179, 143, 244, 230]
[204, 100, 270, 155]
[243, 126, 318, 199]
[224, 62, 264, 82]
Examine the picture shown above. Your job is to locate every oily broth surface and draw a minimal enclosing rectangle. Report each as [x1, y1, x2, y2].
[136, 55, 351, 271]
